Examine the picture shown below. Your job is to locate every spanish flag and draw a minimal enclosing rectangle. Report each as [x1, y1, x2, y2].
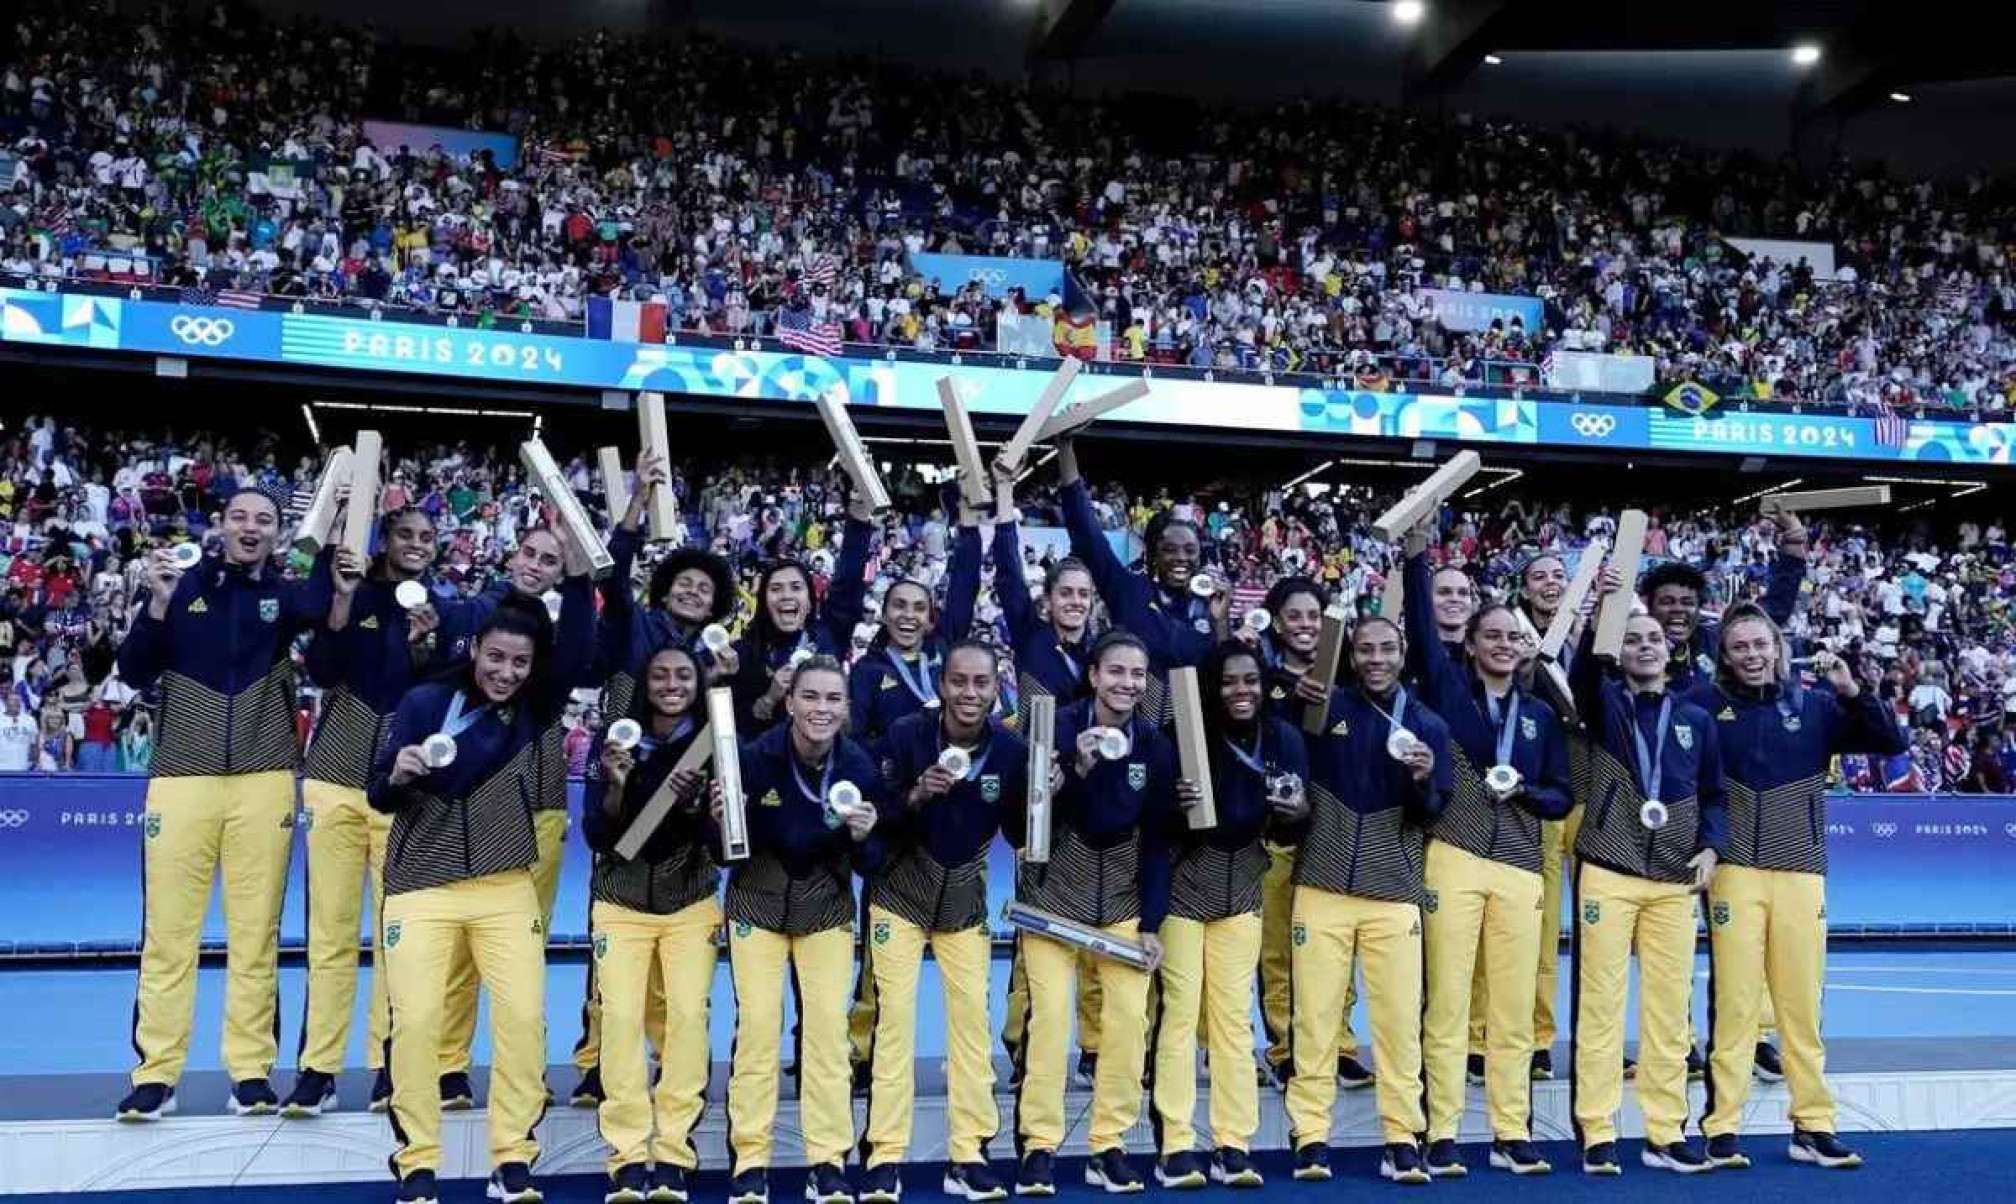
[1663, 380, 1720, 416]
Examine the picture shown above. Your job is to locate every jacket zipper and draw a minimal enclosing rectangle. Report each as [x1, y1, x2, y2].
[222, 583, 238, 774]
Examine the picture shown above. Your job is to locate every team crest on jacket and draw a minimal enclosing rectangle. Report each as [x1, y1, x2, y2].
[1126, 763, 1147, 791]
[980, 774, 1002, 803]
[186, 597, 208, 615]
[259, 598, 280, 623]
[1583, 901, 1602, 925]
[759, 789, 782, 808]
[1520, 716, 1537, 741]
[1696, 653, 1715, 675]
[1676, 725, 1694, 751]
[1717, 707, 1736, 720]
[1783, 714, 1802, 732]
[359, 615, 380, 630]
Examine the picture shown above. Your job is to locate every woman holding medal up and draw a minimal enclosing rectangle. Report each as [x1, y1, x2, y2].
[370, 595, 581, 1204]
[581, 645, 719, 1204]
[1404, 532, 1573, 1178]
[1566, 605, 1725, 1176]
[728, 493, 874, 732]
[849, 486, 983, 749]
[718, 654, 883, 1204]
[1148, 640, 1309, 1191]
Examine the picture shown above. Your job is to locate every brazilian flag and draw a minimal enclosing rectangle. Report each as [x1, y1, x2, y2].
[1664, 380, 1720, 416]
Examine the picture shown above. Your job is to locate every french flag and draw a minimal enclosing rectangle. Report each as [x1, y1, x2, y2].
[586, 296, 668, 343]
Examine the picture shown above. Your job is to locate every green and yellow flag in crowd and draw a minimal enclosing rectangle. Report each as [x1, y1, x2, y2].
[1663, 380, 1720, 416]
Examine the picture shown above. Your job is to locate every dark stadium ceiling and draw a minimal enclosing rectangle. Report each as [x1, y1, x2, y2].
[253, 0, 2016, 173]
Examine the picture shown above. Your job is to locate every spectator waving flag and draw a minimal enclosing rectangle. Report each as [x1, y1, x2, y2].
[1874, 401, 1910, 448]
[586, 295, 668, 343]
[804, 253, 838, 288]
[777, 306, 843, 357]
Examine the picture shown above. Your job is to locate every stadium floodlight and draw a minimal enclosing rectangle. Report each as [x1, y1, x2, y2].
[1791, 43, 1822, 66]
[1889, 91, 1912, 103]
[1483, 54, 1503, 65]
[1392, 0, 1426, 27]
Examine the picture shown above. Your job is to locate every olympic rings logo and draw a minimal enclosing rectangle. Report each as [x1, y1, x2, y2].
[170, 316, 236, 346]
[1871, 822, 1897, 838]
[1570, 412, 1617, 438]
[0, 810, 29, 829]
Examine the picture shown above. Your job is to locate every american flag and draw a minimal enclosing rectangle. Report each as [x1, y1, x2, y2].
[804, 253, 838, 288]
[776, 307, 842, 357]
[1873, 402, 1910, 449]
[215, 289, 263, 310]
[180, 285, 215, 306]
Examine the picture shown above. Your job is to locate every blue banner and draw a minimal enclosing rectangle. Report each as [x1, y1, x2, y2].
[5, 285, 2013, 467]
[1422, 287, 1545, 333]
[0, 777, 2009, 951]
[908, 253, 1065, 301]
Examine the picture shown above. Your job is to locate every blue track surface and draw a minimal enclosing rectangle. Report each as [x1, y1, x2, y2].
[6, 950, 2016, 1077]
[14, 1134, 2016, 1201]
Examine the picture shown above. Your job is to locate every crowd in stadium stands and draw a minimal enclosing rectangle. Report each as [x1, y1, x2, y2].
[4, 3, 2015, 413]
[1, 410, 2012, 791]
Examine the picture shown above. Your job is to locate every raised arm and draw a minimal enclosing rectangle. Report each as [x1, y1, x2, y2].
[115, 556, 187, 690]
[991, 520, 1039, 646]
[820, 509, 875, 649]
[939, 521, 983, 644]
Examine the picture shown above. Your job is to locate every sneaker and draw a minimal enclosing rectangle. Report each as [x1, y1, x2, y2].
[728, 1169, 770, 1204]
[488, 1162, 543, 1203]
[860, 1164, 902, 1204]
[1642, 1141, 1713, 1174]
[1209, 1148, 1264, 1189]
[228, 1078, 279, 1116]
[1292, 1142, 1332, 1182]
[440, 1071, 475, 1111]
[1530, 1049, 1555, 1081]
[571, 1067, 605, 1109]
[1153, 1152, 1206, 1190]
[606, 1164, 650, 1204]
[1379, 1143, 1431, 1185]
[115, 1082, 177, 1122]
[1686, 1045, 1706, 1081]
[805, 1162, 855, 1204]
[1465, 1053, 1486, 1085]
[1426, 1139, 1467, 1178]
[1336, 1054, 1375, 1090]
[397, 1170, 440, 1204]
[1015, 1151, 1056, 1198]
[649, 1164, 691, 1203]
[281, 1069, 337, 1118]
[1789, 1130, 1864, 1169]
[368, 1068, 393, 1113]
[1706, 1134, 1751, 1170]
[1267, 1060, 1293, 1093]
[942, 1162, 1008, 1202]
[1489, 1139, 1552, 1175]
[1073, 1050, 1099, 1088]
[1622, 1055, 1638, 1081]
[1582, 1142, 1621, 1176]
[1754, 1041, 1786, 1083]
[1084, 1149, 1144, 1194]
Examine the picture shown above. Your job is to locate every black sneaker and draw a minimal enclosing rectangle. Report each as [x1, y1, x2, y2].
[1015, 1150, 1056, 1197]
[942, 1162, 1008, 1202]
[440, 1071, 475, 1111]
[1209, 1148, 1264, 1189]
[1642, 1141, 1712, 1174]
[1687, 1046, 1706, 1081]
[1623, 1055, 1638, 1081]
[1530, 1049, 1555, 1081]
[1426, 1139, 1467, 1178]
[1380, 1142, 1430, 1186]
[805, 1163, 854, 1204]
[1707, 1134, 1751, 1170]
[228, 1078, 279, 1116]
[1073, 1050, 1099, 1088]
[853, 1062, 873, 1098]
[1582, 1142, 1621, 1176]
[649, 1164, 691, 1203]
[1336, 1054, 1375, 1090]
[1465, 1053, 1486, 1085]
[572, 1067, 605, 1109]
[1084, 1149, 1143, 1194]
[281, 1069, 337, 1118]
[1153, 1152, 1206, 1190]
[860, 1164, 902, 1204]
[1489, 1139, 1552, 1175]
[397, 1169, 440, 1204]
[369, 1067, 393, 1113]
[729, 1169, 770, 1204]
[488, 1161, 543, 1203]
[1754, 1041, 1786, 1083]
[1789, 1130, 1864, 1169]
[606, 1164, 650, 1204]
[115, 1082, 177, 1122]
[1292, 1141, 1332, 1182]
[1267, 1060, 1293, 1093]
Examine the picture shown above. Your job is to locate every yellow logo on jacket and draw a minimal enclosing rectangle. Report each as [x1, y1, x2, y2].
[759, 789, 782, 808]
[186, 597, 208, 614]
[360, 615, 380, 630]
